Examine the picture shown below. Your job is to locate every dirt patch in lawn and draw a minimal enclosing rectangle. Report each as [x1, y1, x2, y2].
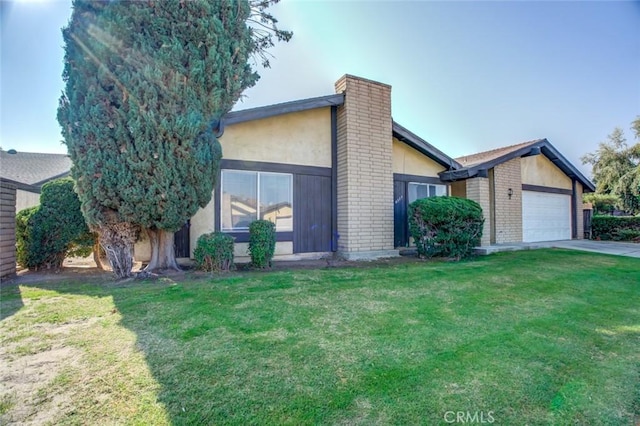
[0, 324, 86, 425]
[3, 253, 430, 287]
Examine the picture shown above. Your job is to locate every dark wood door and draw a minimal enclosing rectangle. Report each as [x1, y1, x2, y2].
[293, 175, 332, 253]
[394, 180, 408, 248]
[583, 209, 592, 239]
[174, 221, 190, 258]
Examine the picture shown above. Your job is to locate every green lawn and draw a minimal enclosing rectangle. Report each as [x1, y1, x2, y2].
[1, 249, 639, 425]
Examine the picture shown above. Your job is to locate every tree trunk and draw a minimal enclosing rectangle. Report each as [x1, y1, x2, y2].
[92, 240, 104, 270]
[99, 222, 136, 279]
[144, 228, 180, 272]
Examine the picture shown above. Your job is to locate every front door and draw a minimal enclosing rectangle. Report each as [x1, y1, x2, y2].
[394, 181, 408, 247]
[174, 221, 190, 258]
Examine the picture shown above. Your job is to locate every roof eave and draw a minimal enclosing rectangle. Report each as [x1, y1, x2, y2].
[0, 177, 41, 193]
[539, 144, 595, 192]
[222, 93, 345, 127]
[392, 121, 461, 170]
[32, 170, 71, 188]
[440, 139, 596, 192]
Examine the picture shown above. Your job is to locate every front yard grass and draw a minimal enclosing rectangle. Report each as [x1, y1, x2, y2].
[1, 249, 639, 425]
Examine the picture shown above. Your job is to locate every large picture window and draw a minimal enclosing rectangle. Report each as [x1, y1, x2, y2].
[221, 170, 293, 231]
[407, 182, 446, 203]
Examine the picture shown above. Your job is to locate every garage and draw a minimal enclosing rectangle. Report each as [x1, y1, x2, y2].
[522, 191, 571, 242]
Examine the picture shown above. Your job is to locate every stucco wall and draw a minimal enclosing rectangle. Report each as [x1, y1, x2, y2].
[16, 189, 40, 212]
[190, 197, 216, 257]
[134, 233, 151, 262]
[221, 107, 332, 167]
[521, 155, 572, 189]
[392, 139, 445, 176]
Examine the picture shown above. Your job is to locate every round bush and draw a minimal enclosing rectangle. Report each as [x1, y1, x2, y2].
[408, 196, 484, 260]
[194, 232, 235, 272]
[16, 177, 94, 270]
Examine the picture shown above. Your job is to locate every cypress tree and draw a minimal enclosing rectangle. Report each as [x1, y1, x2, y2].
[58, 0, 289, 276]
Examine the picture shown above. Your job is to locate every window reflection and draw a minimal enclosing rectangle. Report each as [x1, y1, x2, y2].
[221, 170, 292, 231]
[408, 182, 446, 203]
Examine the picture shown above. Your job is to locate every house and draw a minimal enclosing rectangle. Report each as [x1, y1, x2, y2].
[136, 74, 592, 262]
[442, 140, 595, 245]
[159, 74, 458, 261]
[0, 149, 72, 211]
[1, 75, 591, 262]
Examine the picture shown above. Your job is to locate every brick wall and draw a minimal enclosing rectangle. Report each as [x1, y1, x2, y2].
[0, 179, 17, 279]
[334, 75, 396, 258]
[465, 177, 491, 246]
[493, 158, 523, 243]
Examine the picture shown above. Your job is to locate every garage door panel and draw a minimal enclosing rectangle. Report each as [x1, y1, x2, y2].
[522, 191, 571, 242]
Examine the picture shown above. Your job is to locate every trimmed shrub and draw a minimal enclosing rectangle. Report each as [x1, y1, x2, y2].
[409, 196, 484, 260]
[16, 178, 95, 270]
[193, 232, 235, 272]
[15, 206, 38, 269]
[591, 215, 640, 241]
[615, 229, 640, 241]
[248, 220, 276, 268]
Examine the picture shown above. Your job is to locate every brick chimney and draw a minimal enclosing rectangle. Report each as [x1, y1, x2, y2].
[334, 75, 398, 259]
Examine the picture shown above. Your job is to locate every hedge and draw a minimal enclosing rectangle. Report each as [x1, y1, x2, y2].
[408, 196, 484, 260]
[591, 215, 640, 241]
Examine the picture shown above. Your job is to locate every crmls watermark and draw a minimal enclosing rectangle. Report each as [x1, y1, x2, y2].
[443, 411, 495, 424]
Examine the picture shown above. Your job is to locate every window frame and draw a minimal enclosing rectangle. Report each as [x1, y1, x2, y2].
[407, 182, 447, 203]
[220, 169, 293, 232]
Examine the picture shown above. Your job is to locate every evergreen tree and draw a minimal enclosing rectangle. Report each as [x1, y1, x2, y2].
[58, 0, 289, 276]
[582, 119, 640, 214]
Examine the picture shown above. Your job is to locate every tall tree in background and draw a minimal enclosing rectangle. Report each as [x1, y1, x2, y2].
[582, 117, 640, 214]
[58, 0, 290, 277]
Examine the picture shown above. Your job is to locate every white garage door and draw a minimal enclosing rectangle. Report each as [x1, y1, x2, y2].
[522, 191, 571, 242]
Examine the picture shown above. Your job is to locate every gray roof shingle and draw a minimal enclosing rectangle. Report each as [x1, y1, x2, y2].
[0, 150, 72, 186]
[455, 140, 543, 167]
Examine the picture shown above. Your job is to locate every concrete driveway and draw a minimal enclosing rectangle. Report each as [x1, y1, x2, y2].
[478, 240, 640, 258]
[545, 240, 640, 258]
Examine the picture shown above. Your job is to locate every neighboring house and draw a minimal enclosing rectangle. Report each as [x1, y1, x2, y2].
[0, 149, 72, 211]
[442, 140, 595, 245]
[138, 74, 593, 262]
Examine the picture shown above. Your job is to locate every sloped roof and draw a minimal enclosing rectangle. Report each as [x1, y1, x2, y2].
[392, 121, 460, 170]
[0, 150, 72, 186]
[440, 139, 595, 192]
[223, 94, 345, 127]
[455, 140, 542, 167]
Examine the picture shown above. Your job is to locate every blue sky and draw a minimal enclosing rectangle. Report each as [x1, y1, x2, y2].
[1, 0, 639, 177]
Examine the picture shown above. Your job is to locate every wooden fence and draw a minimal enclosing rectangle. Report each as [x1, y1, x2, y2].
[0, 178, 17, 279]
